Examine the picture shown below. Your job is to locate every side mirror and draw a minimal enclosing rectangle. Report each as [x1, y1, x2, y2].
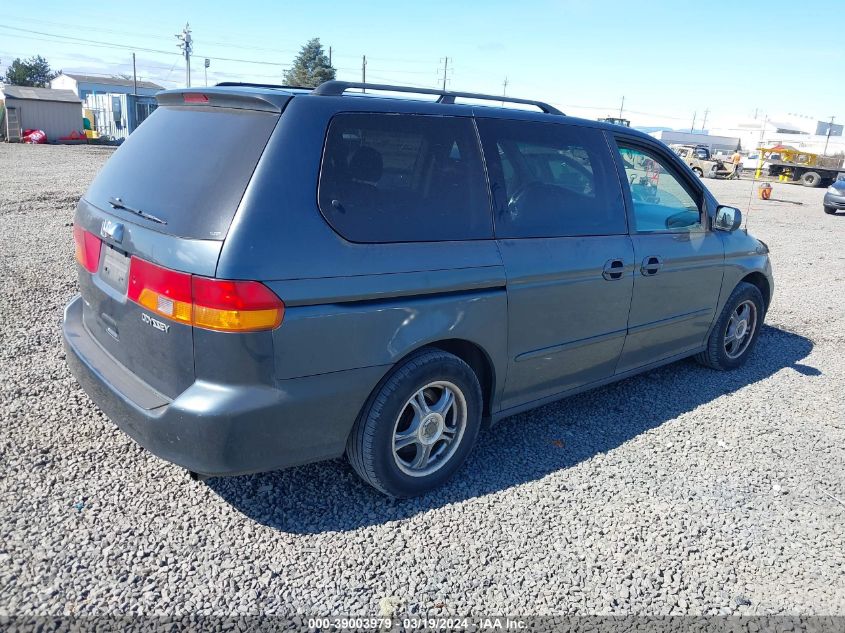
[715, 205, 742, 232]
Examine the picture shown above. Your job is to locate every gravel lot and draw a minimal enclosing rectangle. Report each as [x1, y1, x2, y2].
[1, 144, 843, 618]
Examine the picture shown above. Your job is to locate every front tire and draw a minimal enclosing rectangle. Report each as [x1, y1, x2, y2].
[692, 167, 703, 177]
[346, 349, 482, 498]
[696, 282, 765, 370]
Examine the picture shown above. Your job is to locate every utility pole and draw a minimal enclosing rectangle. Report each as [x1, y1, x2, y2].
[328, 46, 332, 66]
[175, 22, 193, 87]
[204, 58, 210, 87]
[701, 108, 709, 131]
[361, 55, 367, 92]
[619, 95, 625, 118]
[502, 76, 508, 106]
[131, 52, 137, 96]
[824, 116, 835, 156]
[442, 56, 448, 91]
[690, 111, 696, 133]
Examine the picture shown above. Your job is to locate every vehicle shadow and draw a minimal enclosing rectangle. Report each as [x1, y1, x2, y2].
[207, 325, 817, 534]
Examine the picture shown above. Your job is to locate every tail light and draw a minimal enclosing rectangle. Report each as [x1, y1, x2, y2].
[128, 257, 284, 332]
[73, 225, 101, 273]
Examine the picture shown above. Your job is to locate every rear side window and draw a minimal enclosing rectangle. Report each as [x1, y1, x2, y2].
[318, 113, 492, 242]
[476, 119, 626, 238]
[84, 106, 278, 240]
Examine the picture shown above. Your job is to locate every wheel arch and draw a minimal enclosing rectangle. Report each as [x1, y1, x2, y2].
[425, 339, 496, 419]
[740, 271, 771, 311]
[365, 338, 498, 422]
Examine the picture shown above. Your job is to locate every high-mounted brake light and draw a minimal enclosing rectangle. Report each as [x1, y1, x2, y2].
[127, 257, 284, 332]
[183, 93, 209, 103]
[73, 225, 101, 273]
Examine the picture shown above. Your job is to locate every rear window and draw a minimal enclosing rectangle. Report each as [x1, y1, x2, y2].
[84, 106, 278, 240]
[318, 113, 492, 243]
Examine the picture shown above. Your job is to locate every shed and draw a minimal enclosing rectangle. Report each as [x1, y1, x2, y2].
[0, 85, 82, 142]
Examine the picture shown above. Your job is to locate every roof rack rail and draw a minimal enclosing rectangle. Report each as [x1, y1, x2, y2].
[215, 81, 313, 90]
[311, 80, 564, 115]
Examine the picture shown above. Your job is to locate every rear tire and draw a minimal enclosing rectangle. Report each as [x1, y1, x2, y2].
[696, 282, 765, 371]
[705, 165, 719, 179]
[802, 171, 822, 187]
[346, 349, 482, 498]
[824, 206, 837, 215]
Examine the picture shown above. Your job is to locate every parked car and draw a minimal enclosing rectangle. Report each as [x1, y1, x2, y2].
[824, 179, 845, 214]
[670, 144, 732, 178]
[63, 81, 774, 497]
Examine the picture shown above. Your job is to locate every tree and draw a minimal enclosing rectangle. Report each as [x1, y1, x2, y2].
[3, 55, 58, 87]
[283, 38, 335, 88]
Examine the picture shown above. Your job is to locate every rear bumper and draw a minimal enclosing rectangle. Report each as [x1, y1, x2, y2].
[823, 192, 845, 209]
[63, 295, 387, 476]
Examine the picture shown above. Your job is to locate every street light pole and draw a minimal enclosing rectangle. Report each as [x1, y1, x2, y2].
[823, 116, 835, 156]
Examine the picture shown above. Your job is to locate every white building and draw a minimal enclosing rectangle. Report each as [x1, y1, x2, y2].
[51, 73, 163, 140]
[648, 130, 740, 153]
[710, 116, 845, 156]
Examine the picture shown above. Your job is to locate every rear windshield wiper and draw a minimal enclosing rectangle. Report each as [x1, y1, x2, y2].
[108, 197, 167, 225]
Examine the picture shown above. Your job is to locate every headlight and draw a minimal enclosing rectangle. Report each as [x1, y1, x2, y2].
[829, 185, 845, 195]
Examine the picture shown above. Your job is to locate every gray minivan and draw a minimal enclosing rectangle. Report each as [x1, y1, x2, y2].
[63, 81, 773, 497]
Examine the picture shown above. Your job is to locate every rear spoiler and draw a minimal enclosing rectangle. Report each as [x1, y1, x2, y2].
[156, 87, 292, 113]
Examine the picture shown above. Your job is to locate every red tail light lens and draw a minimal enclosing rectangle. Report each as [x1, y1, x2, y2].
[73, 225, 101, 273]
[192, 277, 285, 331]
[127, 257, 284, 332]
[183, 93, 209, 103]
[128, 257, 193, 324]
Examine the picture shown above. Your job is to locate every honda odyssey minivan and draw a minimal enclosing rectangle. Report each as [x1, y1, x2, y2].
[64, 81, 773, 497]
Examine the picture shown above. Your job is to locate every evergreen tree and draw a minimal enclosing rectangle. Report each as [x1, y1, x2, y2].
[4, 55, 57, 87]
[283, 38, 335, 88]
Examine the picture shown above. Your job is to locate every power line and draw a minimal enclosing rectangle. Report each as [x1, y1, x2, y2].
[1, 21, 759, 126]
[0, 24, 289, 68]
[0, 25, 180, 56]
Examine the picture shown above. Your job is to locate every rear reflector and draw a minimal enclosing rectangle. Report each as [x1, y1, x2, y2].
[127, 256, 284, 332]
[183, 93, 209, 103]
[73, 225, 101, 273]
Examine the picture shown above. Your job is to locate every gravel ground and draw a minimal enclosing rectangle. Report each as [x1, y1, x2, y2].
[0, 144, 843, 618]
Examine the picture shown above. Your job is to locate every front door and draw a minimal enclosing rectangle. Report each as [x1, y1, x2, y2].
[612, 140, 725, 374]
[476, 118, 634, 410]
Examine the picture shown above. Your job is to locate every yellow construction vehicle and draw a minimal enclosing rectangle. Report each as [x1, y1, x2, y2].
[754, 144, 844, 187]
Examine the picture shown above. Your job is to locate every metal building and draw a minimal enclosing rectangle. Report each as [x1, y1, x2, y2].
[0, 86, 82, 142]
[51, 73, 162, 140]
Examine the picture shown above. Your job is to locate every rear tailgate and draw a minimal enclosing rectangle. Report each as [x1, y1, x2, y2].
[73, 91, 284, 400]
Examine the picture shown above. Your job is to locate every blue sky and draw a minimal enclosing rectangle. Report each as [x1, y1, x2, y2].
[1, 0, 842, 128]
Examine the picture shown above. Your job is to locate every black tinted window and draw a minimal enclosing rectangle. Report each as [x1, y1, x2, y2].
[476, 119, 626, 238]
[85, 106, 278, 240]
[318, 113, 491, 242]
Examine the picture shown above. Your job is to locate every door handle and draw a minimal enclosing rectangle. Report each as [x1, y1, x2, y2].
[640, 255, 663, 276]
[602, 258, 626, 281]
